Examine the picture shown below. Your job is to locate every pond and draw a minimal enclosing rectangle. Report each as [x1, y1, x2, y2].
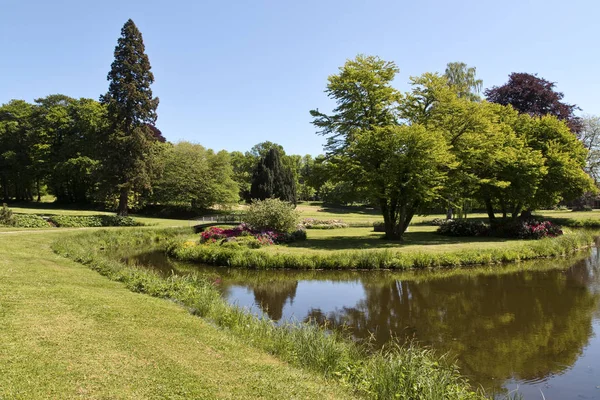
[124, 249, 600, 399]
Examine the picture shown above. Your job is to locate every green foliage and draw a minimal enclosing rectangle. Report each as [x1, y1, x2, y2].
[244, 198, 300, 233]
[150, 142, 239, 209]
[250, 148, 297, 204]
[53, 229, 486, 400]
[99, 19, 160, 216]
[0, 204, 15, 225]
[13, 214, 49, 228]
[444, 62, 483, 102]
[48, 215, 143, 227]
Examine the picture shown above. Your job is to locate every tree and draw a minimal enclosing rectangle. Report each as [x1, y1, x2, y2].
[578, 115, 600, 184]
[311, 56, 456, 239]
[99, 19, 160, 216]
[150, 142, 238, 209]
[485, 72, 581, 132]
[250, 148, 296, 204]
[349, 125, 454, 239]
[444, 62, 483, 102]
[0, 100, 36, 201]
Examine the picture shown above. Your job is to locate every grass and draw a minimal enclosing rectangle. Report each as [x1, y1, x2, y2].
[171, 226, 598, 270]
[0, 229, 357, 399]
[51, 228, 487, 400]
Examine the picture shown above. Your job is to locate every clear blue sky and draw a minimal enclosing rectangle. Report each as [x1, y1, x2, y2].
[1, 0, 598, 156]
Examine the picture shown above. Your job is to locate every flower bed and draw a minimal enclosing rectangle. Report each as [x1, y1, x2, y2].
[200, 224, 306, 248]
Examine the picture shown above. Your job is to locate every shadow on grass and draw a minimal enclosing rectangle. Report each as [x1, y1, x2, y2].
[285, 231, 510, 251]
[314, 204, 381, 216]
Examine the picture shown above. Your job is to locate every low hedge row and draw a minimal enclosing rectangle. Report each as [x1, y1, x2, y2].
[168, 230, 597, 270]
[48, 215, 143, 228]
[13, 214, 50, 228]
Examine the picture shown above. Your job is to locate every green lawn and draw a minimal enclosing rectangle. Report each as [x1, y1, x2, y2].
[0, 230, 356, 399]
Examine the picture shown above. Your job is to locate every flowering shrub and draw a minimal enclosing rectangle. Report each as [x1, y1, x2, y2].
[437, 218, 564, 240]
[301, 218, 349, 229]
[199, 223, 306, 248]
[491, 220, 563, 239]
[437, 220, 489, 237]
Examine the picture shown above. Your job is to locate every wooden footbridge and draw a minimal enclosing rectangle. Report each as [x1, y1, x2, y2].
[189, 214, 245, 233]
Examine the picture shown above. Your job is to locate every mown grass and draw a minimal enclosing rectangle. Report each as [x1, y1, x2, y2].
[52, 228, 487, 400]
[0, 229, 358, 399]
[170, 228, 598, 270]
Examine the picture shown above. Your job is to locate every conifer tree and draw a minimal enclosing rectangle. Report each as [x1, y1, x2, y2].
[100, 19, 159, 216]
[250, 148, 296, 204]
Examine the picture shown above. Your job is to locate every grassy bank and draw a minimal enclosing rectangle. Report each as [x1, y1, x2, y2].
[169, 228, 598, 270]
[0, 229, 358, 399]
[53, 228, 486, 400]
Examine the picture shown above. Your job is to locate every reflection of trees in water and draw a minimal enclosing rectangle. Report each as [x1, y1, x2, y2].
[250, 280, 299, 320]
[305, 261, 600, 394]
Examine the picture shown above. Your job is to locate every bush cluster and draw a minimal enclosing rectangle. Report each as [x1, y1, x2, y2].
[491, 220, 563, 240]
[14, 214, 50, 228]
[300, 218, 349, 229]
[0, 204, 15, 226]
[200, 224, 306, 248]
[48, 215, 143, 228]
[438, 219, 564, 240]
[437, 220, 488, 237]
[244, 198, 300, 233]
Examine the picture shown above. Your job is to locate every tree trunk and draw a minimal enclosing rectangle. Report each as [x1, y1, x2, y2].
[118, 188, 129, 216]
[484, 198, 496, 221]
[36, 178, 41, 202]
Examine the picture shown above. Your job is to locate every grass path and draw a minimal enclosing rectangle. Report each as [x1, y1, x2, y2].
[0, 230, 356, 399]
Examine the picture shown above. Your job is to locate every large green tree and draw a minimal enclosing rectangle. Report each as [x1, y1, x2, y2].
[150, 141, 238, 209]
[250, 147, 297, 204]
[99, 19, 159, 216]
[311, 56, 452, 239]
[0, 100, 36, 201]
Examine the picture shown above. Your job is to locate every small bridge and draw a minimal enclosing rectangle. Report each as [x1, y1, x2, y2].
[189, 214, 245, 233]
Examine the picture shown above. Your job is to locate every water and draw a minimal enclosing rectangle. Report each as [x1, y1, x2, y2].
[124, 249, 600, 399]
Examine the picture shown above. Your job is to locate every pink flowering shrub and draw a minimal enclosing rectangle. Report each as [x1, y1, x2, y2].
[199, 223, 306, 248]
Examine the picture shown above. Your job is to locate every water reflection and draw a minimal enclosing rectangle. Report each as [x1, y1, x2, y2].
[125, 249, 600, 397]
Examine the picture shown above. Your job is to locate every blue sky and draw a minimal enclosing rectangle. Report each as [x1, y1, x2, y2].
[1, 0, 598, 156]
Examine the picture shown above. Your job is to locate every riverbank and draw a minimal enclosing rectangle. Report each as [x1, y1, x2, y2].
[169, 226, 599, 270]
[0, 229, 359, 399]
[51, 228, 487, 400]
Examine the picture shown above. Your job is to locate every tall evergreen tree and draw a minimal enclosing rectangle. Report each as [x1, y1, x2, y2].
[250, 148, 296, 204]
[100, 19, 159, 216]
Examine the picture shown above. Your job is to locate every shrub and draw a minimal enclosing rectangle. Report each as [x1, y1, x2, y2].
[0, 204, 15, 226]
[437, 220, 489, 237]
[373, 222, 385, 232]
[244, 198, 300, 233]
[14, 214, 50, 228]
[430, 218, 446, 226]
[301, 218, 349, 229]
[49, 215, 143, 228]
[573, 205, 593, 212]
[220, 235, 264, 249]
[490, 220, 563, 240]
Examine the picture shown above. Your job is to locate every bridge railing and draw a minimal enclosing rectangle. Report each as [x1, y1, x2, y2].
[188, 214, 245, 226]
